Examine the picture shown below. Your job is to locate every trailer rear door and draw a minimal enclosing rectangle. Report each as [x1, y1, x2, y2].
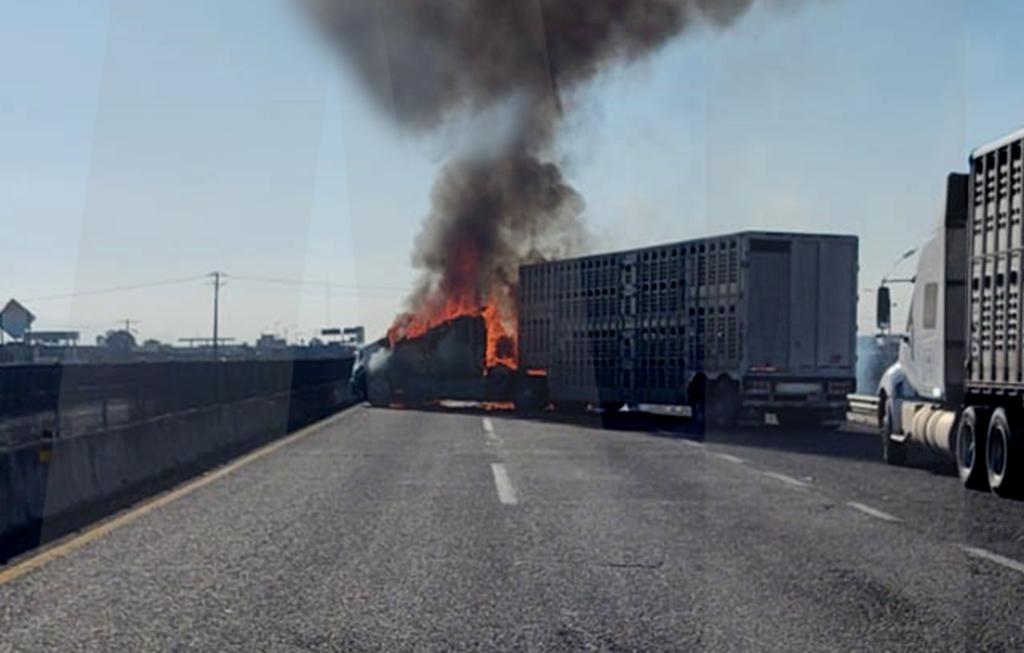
[815, 237, 857, 372]
[789, 238, 819, 371]
[745, 235, 857, 375]
[746, 239, 791, 370]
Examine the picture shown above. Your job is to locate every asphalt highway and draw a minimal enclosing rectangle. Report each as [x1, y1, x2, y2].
[2, 405, 1023, 651]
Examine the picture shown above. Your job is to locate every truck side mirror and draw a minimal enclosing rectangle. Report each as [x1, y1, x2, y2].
[876, 286, 891, 331]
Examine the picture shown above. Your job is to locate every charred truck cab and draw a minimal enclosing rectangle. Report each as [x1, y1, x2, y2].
[354, 316, 545, 410]
[878, 127, 1024, 496]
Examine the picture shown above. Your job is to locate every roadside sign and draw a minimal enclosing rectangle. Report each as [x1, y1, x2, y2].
[0, 299, 35, 339]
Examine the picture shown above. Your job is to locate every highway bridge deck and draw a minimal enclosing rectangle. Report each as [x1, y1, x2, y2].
[1, 406, 1023, 650]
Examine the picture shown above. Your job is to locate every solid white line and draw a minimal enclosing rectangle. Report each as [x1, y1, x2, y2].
[846, 501, 902, 523]
[761, 471, 810, 489]
[712, 452, 745, 464]
[490, 463, 519, 505]
[482, 417, 495, 433]
[960, 545, 1024, 575]
[678, 437, 705, 448]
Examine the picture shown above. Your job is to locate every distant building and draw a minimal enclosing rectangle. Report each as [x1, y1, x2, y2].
[321, 325, 365, 345]
[343, 326, 365, 345]
[25, 331, 79, 347]
[256, 334, 288, 350]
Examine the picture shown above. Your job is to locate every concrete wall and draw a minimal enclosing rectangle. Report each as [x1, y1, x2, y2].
[1, 384, 353, 562]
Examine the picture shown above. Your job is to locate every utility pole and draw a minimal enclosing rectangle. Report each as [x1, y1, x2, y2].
[209, 271, 227, 359]
[121, 318, 139, 334]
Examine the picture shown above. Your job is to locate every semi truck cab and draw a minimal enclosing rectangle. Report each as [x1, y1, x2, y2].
[876, 173, 967, 464]
[878, 127, 1024, 497]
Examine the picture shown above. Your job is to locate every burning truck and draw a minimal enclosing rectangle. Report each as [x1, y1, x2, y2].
[315, 2, 841, 424]
[354, 230, 858, 427]
[357, 315, 546, 410]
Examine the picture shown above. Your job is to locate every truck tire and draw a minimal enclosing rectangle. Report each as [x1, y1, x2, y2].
[513, 378, 548, 413]
[880, 399, 906, 466]
[707, 380, 738, 430]
[367, 377, 392, 408]
[957, 406, 990, 490]
[986, 408, 1021, 498]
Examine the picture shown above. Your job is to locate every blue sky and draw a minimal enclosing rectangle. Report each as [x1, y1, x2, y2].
[1, 0, 1022, 343]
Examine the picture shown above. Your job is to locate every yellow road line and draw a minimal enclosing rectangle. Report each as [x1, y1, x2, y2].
[0, 405, 358, 587]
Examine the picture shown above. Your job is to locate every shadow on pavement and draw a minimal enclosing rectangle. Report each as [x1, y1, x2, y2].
[374, 402, 961, 479]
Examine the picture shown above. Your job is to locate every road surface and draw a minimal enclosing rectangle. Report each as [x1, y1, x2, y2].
[2, 405, 1023, 651]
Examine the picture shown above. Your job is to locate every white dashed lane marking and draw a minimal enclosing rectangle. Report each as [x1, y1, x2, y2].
[482, 417, 500, 445]
[761, 471, 810, 489]
[960, 545, 1024, 575]
[712, 452, 745, 464]
[846, 501, 901, 523]
[490, 463, 519, 505]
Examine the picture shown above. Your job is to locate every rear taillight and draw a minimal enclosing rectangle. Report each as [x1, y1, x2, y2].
[746, 380, 771, 395]
[827, 381, 852, 396]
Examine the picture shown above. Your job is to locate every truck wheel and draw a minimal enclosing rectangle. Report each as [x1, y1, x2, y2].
[513, 378, 548, 413]
[957, 406, 990, 490]
[367, 378, 392, 408]
[707, 381, 738, 430]
[986, 408, 1021, 498]
[880, 400, 906, 466]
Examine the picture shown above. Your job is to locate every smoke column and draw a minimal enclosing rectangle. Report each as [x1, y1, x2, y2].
[305, 0, 775, 340]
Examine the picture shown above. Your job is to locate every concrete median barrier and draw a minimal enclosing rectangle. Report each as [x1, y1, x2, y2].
[1, 383, 354, 563]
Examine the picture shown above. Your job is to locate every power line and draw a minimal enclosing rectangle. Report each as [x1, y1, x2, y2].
[24, 274, 209, 302]
[229, 274, 406, 293]
[21, 273, 406, 303]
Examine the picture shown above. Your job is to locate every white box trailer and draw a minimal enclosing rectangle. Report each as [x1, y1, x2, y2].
[518, 231, 858, 427]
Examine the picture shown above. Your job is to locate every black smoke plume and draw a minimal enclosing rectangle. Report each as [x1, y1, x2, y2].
[306, 0, 772, 333]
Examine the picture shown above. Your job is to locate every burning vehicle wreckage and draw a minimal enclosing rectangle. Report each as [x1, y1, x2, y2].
[350, 313, 548, 412]
[350, 230, 858, 426]
[319, 1, 850, 424]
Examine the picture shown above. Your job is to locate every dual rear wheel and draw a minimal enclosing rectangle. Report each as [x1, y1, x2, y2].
[956, 406, 1022, 497]
[688, 377, 738, 430]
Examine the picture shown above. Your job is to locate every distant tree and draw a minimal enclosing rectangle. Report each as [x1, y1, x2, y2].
[103, 329, 137, 351]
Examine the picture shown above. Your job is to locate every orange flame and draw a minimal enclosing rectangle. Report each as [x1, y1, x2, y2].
[482, 302, 517, 369]
[386, 242, 518, 370]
